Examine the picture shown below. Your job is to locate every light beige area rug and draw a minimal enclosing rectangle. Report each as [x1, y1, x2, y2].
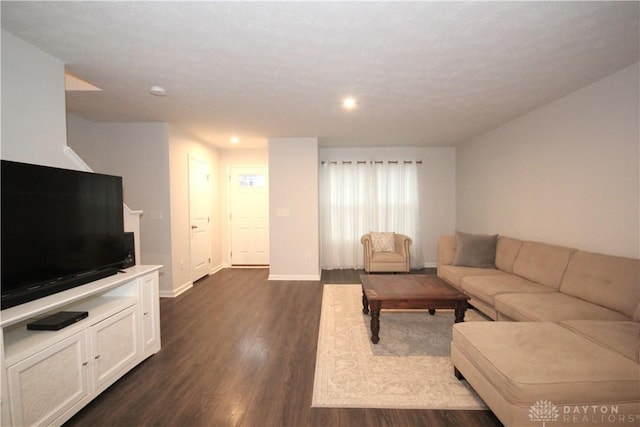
[312, 284, 487, 410]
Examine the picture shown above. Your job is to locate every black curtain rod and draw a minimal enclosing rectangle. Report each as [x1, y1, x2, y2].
[320, 160, 422, 165]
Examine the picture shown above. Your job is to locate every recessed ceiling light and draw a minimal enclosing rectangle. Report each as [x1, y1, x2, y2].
[149, 86, 166, 96]
[342, 97, 357, 110]
[230, 136, 240, 144]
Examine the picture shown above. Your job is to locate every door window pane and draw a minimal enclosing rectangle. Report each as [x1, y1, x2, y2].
[238, 174, 265, 187]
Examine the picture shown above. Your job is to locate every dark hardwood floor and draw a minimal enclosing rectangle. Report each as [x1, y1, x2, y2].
[64, 268, 502, 427]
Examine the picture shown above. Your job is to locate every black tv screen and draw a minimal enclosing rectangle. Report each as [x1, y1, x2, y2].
[1, 160, 125, 309]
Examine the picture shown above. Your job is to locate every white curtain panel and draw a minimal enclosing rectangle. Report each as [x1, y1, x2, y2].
[320, 161, 423, 269]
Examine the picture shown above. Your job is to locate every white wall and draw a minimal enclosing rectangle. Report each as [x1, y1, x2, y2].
[2, 32, 145, 287]
[457, 63, 639, 258]
[319, 146, 456, 267]
[268, 138, 320, 280]
[67, 117, 175, 292]
[1, 30, 72, 169]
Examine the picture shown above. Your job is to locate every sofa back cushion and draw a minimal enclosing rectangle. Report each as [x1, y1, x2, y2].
[495, 236, 523, 273]
[512, 241, 575, 289]
[560, 251, 640, 319]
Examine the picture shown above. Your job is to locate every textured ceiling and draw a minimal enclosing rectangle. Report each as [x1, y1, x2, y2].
[2, 1, 638, 148]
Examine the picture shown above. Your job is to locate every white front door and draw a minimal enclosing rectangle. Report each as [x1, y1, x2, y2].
[229, 167, 269, 265]
[189, 156, 211, 281]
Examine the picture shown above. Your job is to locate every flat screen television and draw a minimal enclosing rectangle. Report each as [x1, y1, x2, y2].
[1, 160, 126, 310]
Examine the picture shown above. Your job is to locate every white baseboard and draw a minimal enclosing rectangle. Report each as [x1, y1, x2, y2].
[210, 264, 226, 275]
[268, 274, 321, 281]
[423, 262, 437, 268]
[232, 265, 269, 269]
[159, 280, 193, 298]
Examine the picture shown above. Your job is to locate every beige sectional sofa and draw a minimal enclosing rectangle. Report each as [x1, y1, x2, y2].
[437, 234, 640, 427]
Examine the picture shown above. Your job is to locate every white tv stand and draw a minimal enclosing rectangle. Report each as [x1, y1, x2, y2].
[0, 265, 162, 427]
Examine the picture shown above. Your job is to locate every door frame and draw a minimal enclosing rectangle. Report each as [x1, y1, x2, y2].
[227, 164, 269, 267]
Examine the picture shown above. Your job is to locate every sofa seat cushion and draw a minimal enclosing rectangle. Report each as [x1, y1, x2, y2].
[368, 251, 409, 272]
[560, 320, 640, 362]
[437, 265, 507, 289]
[460, 274, 556, 307]
[370, 250, 405, 263]
[452, 322, 640, 406]
[495, 292, 631, 322]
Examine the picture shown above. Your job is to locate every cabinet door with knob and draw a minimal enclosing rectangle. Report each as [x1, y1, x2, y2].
[140, 273, 161, 356]
[1, 266, 161, 427]
[89, 306, 139, 391]
[6, 332, 89, 427]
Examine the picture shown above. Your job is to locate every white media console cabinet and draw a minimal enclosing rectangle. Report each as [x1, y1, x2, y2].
[0, 265, 162, 427]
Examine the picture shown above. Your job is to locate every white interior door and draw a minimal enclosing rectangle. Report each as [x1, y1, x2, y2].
[229, 167, 269, 265]
[189, 156, 211, 281]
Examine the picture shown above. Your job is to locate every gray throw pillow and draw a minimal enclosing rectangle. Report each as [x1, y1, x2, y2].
[452, 231, 497, 268]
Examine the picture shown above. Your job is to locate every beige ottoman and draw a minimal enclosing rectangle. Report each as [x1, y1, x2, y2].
[451, 321, 640, 427]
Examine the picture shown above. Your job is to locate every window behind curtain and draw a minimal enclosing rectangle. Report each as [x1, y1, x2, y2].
[319, 161, 422, 269]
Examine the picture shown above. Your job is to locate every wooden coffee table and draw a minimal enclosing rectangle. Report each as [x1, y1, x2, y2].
[360, 274, 470, 344]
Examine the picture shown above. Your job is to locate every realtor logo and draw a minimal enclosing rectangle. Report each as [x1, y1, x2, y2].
[530, 400, 560, 426]
[529, 401, 637, 425]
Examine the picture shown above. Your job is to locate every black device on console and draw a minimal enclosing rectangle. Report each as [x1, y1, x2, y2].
[122, 231, 136, 269]
[1, 160, 126, 310]
[26, 311, 89, 331]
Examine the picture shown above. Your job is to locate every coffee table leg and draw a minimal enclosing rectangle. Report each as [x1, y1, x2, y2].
[370, 311, 380, 344]
[362, 289, 369, 315]
[370, 301, 381, 344]
[454, 301, 468, 323]
[428, 309, 436, 315]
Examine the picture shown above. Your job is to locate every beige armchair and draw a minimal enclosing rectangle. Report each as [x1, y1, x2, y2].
[361, 233, 412, 273]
